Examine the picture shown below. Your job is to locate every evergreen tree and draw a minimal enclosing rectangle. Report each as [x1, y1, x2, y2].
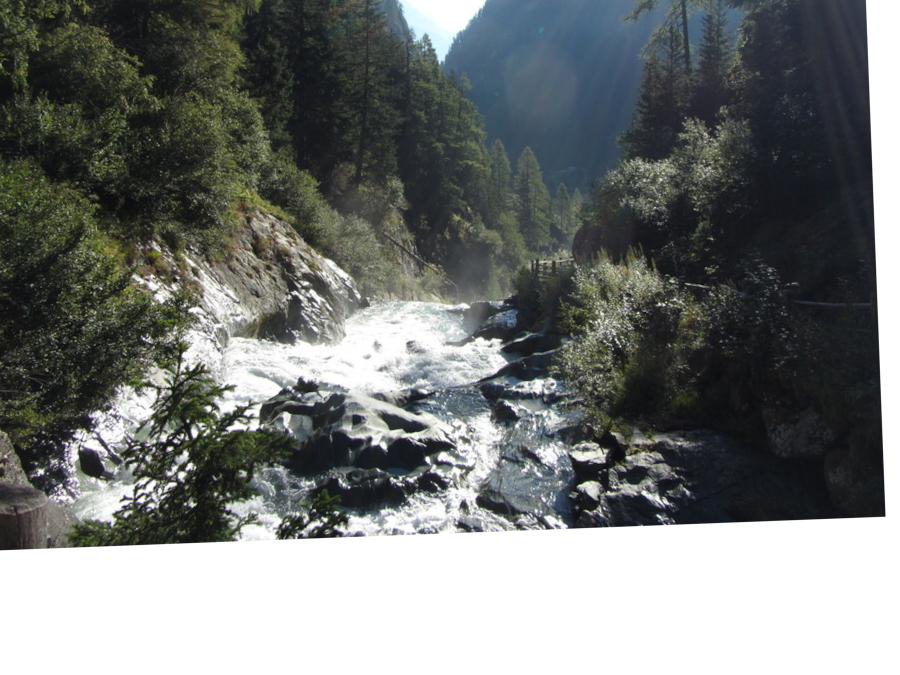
[692, 0, 734, 124]
[620, 21, 691, 159]
[485, 139, 512, 226]
[514, 146, 551, 253]
[347, 0, 404, 186]
[628, 0, 702, 73]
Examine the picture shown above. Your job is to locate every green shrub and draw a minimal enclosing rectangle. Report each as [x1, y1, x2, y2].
[555, 252, 818, 433]
[0, 160, 183, 459]
[556, 254, 696, 424]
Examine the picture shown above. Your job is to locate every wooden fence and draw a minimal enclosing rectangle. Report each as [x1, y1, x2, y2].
[530, 258, 575, 282]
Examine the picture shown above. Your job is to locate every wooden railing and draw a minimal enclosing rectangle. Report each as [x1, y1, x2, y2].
[530, 258, 576, 282]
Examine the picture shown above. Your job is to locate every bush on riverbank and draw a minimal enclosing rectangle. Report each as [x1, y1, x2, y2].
[554, 252, 831, 436]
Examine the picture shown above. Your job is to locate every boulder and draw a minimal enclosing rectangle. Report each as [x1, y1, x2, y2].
[491, 400, 525, 425]
[478, 349, 560, 384]
[470, 309, 521, 342]
[78, 448, 113, 480]
[261, 386, 458, 480]
[463, 301, 508, 332]
[572, 430, 838, 528]
[501, 332, 563, 357]
[568, 443, 614, 481]
[316, 469, 410, 509]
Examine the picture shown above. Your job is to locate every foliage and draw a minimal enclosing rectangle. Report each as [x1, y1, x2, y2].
[0, 22, 156, 208]
[277, 489, 349, 540]
[0, 160, 183, 456]
[620, 21, 692, 161]
[582, 114, 755, 279]
[554, 251, 845, 437]
[699, 257, 800, 402]
[259, 150, 331, 245]
[556, 254, 698, 424]
[70, 348, 296, 546]
[692, 0, 734, 123]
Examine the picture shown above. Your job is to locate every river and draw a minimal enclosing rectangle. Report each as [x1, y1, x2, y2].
[71, 301, 579, 538]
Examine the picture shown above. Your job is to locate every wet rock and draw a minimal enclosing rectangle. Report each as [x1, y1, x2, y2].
[478, 381, 509, 400]
[478, 349, 561, 384]
[501, 332, 563, 357]
[572, 430, 838, 528]
[188, 210, 364, 347]
[476, 445, 574, 522]
[492, 400, 524, 425]
[78, 448, 113, 480]
[295, 377, 319, 394]
[261, 386, 458, 481]
[463, 301, 507, 332]
[471, 309, 521, 342]
[315, 469, 409, 509]
[372, 388, 434, 410]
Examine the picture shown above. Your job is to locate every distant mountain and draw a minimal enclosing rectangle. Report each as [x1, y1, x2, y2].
[444, 0, 688, 190]
[401, 3, 455, 60]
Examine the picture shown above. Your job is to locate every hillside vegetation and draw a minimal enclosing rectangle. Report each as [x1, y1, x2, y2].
[547, 0, 880, 515]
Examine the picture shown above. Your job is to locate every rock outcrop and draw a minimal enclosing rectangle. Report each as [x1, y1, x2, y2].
[570, 430, 838, 527]
[180, 210, 364, 348]
[67, 210, 365, 518]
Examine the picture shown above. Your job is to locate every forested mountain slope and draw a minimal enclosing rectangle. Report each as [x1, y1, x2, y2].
[444, 0, 661, 190]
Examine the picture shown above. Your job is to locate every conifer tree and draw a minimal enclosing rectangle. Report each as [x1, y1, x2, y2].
[693, 0, 734, 124]
[485, 138, 512, 229]
[620, 21, 691, 160]
[627, 0, 701, 74]
[514, 146, 551, 253]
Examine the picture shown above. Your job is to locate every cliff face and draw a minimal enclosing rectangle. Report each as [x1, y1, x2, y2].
[137, 209, 365, 377]
[199, 210, 365, 346]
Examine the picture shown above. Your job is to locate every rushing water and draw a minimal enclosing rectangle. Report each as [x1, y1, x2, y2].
[72, 301, 578, 538]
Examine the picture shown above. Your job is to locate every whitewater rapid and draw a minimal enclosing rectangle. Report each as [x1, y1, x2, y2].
[72, 301, 578, 538]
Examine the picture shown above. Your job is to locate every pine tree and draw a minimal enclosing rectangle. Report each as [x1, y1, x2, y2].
[628, 0, 702, 74]
[514, 146, 551, 253]
[347, 0, 404, 186]
[485, 138, 512, 229]
[693, 0, 734, 124]
[620, 21, 691, 160]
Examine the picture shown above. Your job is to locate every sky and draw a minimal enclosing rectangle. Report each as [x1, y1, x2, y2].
[401, 0, 487, 61]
